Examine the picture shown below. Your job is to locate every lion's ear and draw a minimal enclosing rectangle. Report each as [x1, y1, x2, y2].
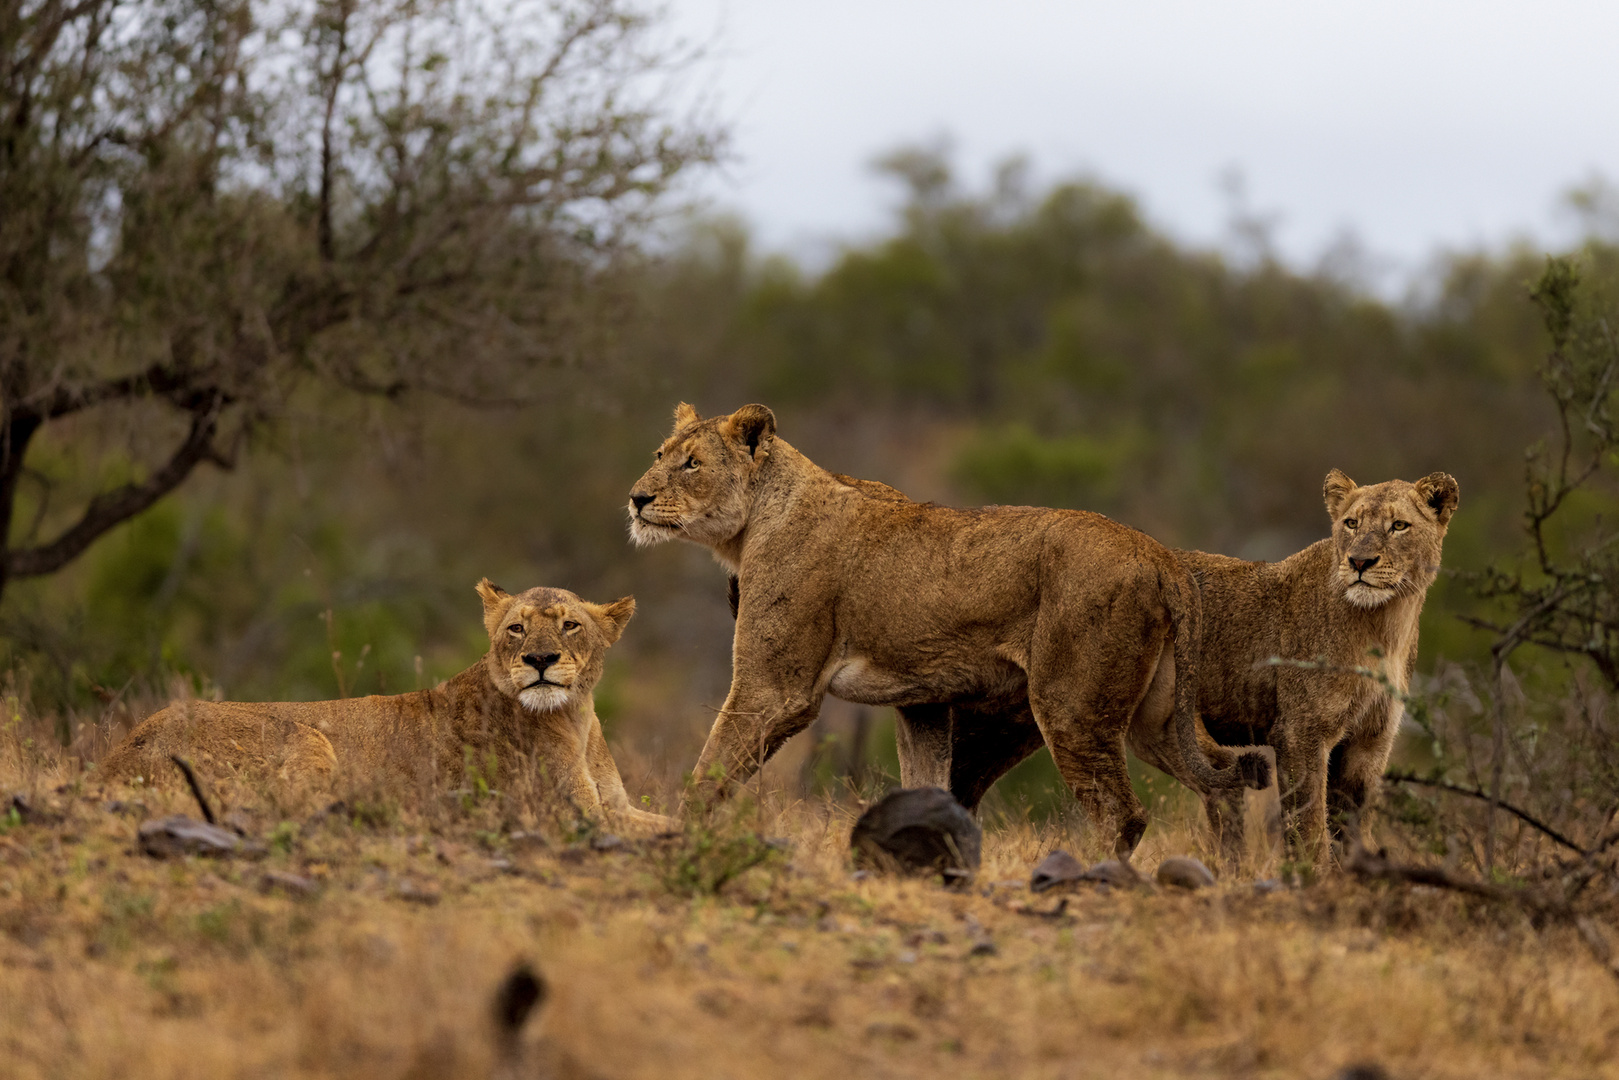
[476, 578, 514, 637]
[723, 404, 776, 460]
[672, 402, 700, 432]
[1415, 472, 1460, 528]
[584, 596, 636, 645]
[1323, 469, 1357, 519]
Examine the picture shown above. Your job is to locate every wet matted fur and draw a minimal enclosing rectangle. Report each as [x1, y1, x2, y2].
[98, 581, 672, 832]
[627, 402, 1259, 857]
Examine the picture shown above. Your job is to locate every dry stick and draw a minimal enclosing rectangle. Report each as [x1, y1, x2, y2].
[169, 755, 216, 825]
[1346, 843, 1619, 987]
[1384, 770, 1588, 856]
[1343, 843, 1548, 910]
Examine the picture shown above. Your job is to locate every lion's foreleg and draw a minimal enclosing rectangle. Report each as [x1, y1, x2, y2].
[689, 690, 820, 803]
[1273, 732, 1331, 865]
[894, 704, 952, 790]
[1327, 697, 1402, 849]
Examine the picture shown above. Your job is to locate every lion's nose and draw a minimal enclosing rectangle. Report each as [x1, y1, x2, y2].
[630, 493, 654, 512]
[523, 653, 561, 672]
[1349, 556, 1380, 574]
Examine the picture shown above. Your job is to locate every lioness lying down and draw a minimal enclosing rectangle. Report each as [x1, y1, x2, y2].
[99, 581, 673, 832]
[629, 402, 1263, 858]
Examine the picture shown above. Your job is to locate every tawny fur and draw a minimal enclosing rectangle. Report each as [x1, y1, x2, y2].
[924, 468, 1459, 862]
[628, 402, 1256, 858]
[98, 582, 673, 833]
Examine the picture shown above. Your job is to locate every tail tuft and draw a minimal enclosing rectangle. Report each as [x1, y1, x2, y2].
[1237, 750, 1272, 791]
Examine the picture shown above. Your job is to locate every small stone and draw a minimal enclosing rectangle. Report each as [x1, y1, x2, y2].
[897, 949, 917, 963]
[589, 833, 625, 852]
[393, 879, 441, 905]
[1030, 850, 1086, 893]
[1332, 1065, 1391, 1080]
[137, 815, 241, 859]
[1155, 856, 1216, 890]
[967, 940, 998, 957]
[1082, 859, 1146, 888]
[1252, 878, 1284, 895]
[850, 787, 982, 881]
[259, 870, 317, 896]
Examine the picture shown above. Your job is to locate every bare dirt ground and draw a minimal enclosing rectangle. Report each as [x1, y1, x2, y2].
[4, 716, 1618, 1080]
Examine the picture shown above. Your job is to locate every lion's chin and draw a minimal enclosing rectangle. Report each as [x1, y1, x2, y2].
[519, 686, 574, 713]
[628, 516, 681, 547]
[1342, 581, 1396, 609]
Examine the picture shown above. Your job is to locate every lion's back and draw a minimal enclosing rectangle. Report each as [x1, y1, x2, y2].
[98, 700, 340, 786]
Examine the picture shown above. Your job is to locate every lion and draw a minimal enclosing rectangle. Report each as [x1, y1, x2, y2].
[895, 468, 1460, 861]
[627, 402, 1265, 858]
[98, 581, 673, 832]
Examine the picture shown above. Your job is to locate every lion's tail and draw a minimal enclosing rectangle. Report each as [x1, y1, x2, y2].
[1168, 564, 1271, 793]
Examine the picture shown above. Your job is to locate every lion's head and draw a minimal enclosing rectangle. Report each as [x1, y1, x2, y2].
[474, 580, 635, 712]
[626, 402, 777, 552]
[1323, 469, 1459, 609]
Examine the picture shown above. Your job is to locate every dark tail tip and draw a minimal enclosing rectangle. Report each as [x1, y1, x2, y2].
[1237, 750, 1272, 791]
[493, 963, 547, 1036]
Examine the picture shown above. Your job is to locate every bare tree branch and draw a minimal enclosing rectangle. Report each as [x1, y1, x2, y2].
[6, 397, 230, 579]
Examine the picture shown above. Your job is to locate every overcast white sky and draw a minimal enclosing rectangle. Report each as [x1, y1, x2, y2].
[665, 0, 1619, 285]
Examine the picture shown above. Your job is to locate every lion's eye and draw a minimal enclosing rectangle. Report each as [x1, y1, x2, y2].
[507, 624, 524, 636]
[654, 451, 662, 461]
[1344, 519, 1358, 530]
[684, 458, 700, 470]
[562, 620, 580, 632]
[1391, 520, 1410, 532]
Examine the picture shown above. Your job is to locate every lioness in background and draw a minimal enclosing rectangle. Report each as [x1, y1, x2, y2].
[628, 402, 1263, 858]
[898, 468, 1459, 862]
[99, 581, 673, 832]
[1179, 468, 1460, 858]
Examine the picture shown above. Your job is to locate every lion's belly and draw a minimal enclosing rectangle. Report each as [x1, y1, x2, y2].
[826, 657, 921, 704]
[824, 655, 1024, 708]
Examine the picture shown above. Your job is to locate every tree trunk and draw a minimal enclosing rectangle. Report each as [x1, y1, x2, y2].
[0, 410, 41, 605]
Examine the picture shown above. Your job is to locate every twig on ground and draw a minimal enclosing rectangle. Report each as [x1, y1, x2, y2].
[170, 755, 216, 824]
[1343, 843, 1552, 911]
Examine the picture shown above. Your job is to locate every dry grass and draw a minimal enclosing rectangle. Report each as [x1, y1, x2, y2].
[4, 698, 1619, 1080]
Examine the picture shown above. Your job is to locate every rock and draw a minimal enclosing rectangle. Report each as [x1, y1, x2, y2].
[1333, 1065, 1391, 1080]
[1155, 856, 1216, 889]
[1252, 878, 1284, 895]
[259, 870, 317, 896]
[1081, 859, 1146, 888]
[1030, 849, 1087, 892]
[393, 878, 441, 905]
[589, 833, 625, 852]
[137, 815, 242, 859]
[850, 787, 981, 881]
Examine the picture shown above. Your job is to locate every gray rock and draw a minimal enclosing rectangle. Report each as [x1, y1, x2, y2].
[850, 787, 981, 881]
[259, 870, 317, 896]
[137, 815, 241, 859]
[1030, 849, 1087, 893]
[1155, 855, 1216, 889]
[1333, 1065, 1391, 1080]
[1082, 859, 1146, 888]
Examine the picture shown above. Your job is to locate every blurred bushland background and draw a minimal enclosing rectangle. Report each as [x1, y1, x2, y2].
[7, 0, 1619, 842]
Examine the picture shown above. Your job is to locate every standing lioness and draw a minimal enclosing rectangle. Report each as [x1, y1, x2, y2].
[99, 581, 672, 832]
[628, 402, 1258, 857]
[908, 469, 1459, 861]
